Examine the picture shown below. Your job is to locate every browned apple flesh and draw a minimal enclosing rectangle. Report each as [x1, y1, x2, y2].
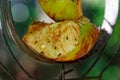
[23, 17, 99, 62]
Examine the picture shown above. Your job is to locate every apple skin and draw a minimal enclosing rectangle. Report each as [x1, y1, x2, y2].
[38, 0, 83, 21]
[23, 16, 99, 62]
[55, 17, 99, 62]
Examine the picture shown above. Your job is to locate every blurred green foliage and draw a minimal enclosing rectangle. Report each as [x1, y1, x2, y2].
[83, 0, 105, 26]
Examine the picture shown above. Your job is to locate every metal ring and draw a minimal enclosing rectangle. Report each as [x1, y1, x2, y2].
[101, 0, 119, 34]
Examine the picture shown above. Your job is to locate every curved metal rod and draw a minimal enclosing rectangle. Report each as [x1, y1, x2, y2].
[82, 33, 109, 77]
[0, 60, 16, 80]
[0, 24, 16, 80]
[101, 0, 119, 34]
[99, 42, 120, 77]
[82, 0, 119, 77]
[0, 28, 16, 80]
[59, 63, 65, 80]
[0, 0, 35, 80]
[1, 25, 35, 80]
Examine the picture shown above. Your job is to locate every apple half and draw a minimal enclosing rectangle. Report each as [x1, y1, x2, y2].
[38, 0, 83, 21]
[23, 16, 99, 62]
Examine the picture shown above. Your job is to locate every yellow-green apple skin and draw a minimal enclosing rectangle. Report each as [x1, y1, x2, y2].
[38, 0, 83, 21]
[23, 17, 99, 62]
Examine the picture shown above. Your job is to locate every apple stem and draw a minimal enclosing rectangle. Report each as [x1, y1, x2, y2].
[77, 0, 83, 17]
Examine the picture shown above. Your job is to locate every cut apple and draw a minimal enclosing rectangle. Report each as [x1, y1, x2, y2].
[38, 0, 83, 21]
[23, 16, 99, 62]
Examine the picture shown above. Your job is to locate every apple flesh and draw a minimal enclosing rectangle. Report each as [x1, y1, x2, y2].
[38, 0, 83, 21]
[23, 16, 99, 62]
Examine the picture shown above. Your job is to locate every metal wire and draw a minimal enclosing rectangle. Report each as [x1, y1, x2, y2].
[0, 60, 16, 80]
[82, 30, 110, 78]
[99, 42, 120, 78]
[2, 28, 35, 80]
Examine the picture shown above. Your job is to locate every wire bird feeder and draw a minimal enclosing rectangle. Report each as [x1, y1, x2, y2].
[0, 0, 119, 80]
